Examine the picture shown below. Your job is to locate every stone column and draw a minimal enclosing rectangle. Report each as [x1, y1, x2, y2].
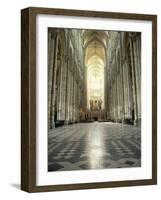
[119, 32, 125, 123]
[64, 54, 69, 125]
[111, 76, 113, 120]
[122, 61, 128, 121]
[116, 71, 120, 122]
[48, 31, 55, 129]
[72, 64, 76, 123]
[76, 76, 79, 122]
[58, 51, 67, 121]
[83, 49, 87, 112]
[69, 67, 73, 121]
[114, 80, 117, 122]
[115, 59, 118, 122]
[130, 36, 138, 126]
[124, 60, 131, 121]
[133, 35, 141, 125]
[64, 31, 70, 125]
[49, 30, 59, 129]
[120, 61, 125, 123]
[118, 72, 122, 121]
[120, 64, 124, 122]
[104, 48, 108, 113]
[71, 64, 74, 123]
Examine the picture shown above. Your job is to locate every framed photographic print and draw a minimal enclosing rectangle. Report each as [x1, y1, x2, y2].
[21, 7, 157, 192]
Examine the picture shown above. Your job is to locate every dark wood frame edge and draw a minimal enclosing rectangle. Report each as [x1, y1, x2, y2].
[21, 7, 157, 193]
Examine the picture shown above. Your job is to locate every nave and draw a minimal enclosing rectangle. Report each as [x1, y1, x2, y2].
[48, 28, 141, 171]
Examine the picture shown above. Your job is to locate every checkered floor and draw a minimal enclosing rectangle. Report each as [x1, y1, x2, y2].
[48, 122, 141, 171]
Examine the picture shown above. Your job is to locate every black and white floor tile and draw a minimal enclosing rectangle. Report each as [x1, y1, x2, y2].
[48, 122, 141, 171]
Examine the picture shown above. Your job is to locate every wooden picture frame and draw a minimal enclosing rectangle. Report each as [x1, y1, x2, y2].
[21, 7, 157, 192]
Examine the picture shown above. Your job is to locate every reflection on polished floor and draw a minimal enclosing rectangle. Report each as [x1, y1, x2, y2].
[48, 122, 141, 171]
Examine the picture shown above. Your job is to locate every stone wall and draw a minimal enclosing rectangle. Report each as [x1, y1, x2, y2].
[106, 31, 141, 126]
[48, 28, 84, 129]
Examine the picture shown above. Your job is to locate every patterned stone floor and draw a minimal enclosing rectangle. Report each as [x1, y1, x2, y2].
[48, 122, 141, 171]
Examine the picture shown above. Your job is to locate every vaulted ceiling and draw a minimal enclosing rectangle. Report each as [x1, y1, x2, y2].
[82, 30, 109, 78]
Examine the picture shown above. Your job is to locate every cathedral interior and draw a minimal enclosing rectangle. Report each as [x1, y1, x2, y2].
[48, 28, 141, 171]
